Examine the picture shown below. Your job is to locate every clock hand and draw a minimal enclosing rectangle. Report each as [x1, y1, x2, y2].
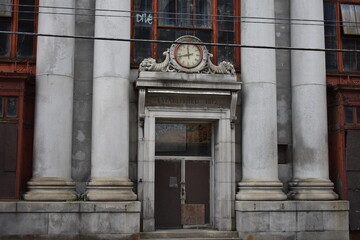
[187, 46, 190, 59]
[177, 53, 194, 58]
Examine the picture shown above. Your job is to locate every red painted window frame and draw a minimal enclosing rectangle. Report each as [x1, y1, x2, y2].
[324, 0, 360, 74]
[0, 0, 38, 74]
[130, 0, 241, 70]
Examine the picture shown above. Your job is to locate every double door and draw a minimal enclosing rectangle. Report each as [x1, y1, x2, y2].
[155, 158, 210, 229]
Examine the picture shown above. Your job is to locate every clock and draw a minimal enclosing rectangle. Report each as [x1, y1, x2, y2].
[169, 35, 208, 73]
[174, 42, 203, 69]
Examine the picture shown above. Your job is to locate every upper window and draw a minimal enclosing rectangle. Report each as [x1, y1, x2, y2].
[0, 96, 18, 119]
[324, 1, 360, 72]
[344, 106, 360, 125]
[131, 0, 240, 69]
[0, 0, 37, 58]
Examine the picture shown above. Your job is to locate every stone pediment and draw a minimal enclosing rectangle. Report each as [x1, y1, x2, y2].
[139, 35, 236, 75]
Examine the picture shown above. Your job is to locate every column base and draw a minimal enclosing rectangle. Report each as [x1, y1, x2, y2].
[236, 180, 287, 200]
[23, 177, 78, 201]
[288, 178, 338, 200]
[86, 178, 137, 201]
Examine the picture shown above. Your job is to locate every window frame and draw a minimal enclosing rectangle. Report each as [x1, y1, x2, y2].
[0, 0, 38, 60]
[344, 105, 360, 128]
[130, 0, 240, 70]
[0, 95, 19, 121]
[324, 0, 360, 73]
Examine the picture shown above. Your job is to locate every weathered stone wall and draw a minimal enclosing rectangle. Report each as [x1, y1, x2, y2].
[236, 201, 349, 240]
[0, 202, 140, 237]
[274, 0, 293, 192]
[71, 0, 95, 195]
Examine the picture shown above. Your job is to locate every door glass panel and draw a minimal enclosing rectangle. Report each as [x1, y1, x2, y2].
[0, 96, 3, 117]
[6, 97, 18, 117]
[155, 123, 211, 156]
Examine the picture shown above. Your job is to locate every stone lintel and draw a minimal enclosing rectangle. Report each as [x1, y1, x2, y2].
[138, 71, 238, 82]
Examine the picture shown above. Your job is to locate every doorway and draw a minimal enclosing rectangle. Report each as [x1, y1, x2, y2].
[137, 108, 235, 231]
[155, 158, 210, 229]
[346, 130, 360, 231]
[154, 122, 211, 229]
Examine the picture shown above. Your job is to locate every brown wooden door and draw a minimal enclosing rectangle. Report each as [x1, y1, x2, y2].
[155, 160, 182, 229]
[183, 160, 210, 225]
[346, 130, 360, 230]
[0, 123, 18, 198]
[155, 159, 210, 229]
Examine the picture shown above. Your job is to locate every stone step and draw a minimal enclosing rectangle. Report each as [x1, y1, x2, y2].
[130, 230, 242, 240]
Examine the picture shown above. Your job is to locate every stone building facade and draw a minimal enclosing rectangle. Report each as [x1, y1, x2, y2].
[0, 0, 357, 239]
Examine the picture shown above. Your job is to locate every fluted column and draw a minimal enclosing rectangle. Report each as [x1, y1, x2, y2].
[24, 0, 77, 201]
[236, 0, 286, 200]
[86, 0, 137, 201]
[289, 0, 338, 200]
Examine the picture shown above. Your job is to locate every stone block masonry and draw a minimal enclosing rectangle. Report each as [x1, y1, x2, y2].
[236, 201, 349, 240]
[0, 201, 141, 239]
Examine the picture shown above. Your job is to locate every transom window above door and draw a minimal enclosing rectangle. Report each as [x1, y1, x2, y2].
[155, 122, 212, 156]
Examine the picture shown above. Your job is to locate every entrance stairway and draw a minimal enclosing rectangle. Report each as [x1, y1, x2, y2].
[129, 230, 242, 240]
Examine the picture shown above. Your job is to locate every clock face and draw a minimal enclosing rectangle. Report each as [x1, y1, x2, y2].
[174, 43, 203, 69]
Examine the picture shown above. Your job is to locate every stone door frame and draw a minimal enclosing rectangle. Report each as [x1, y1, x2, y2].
[137, 107, 235, 232]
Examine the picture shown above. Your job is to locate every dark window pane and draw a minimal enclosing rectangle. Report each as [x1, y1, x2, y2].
[0, 19, 11, 56]
[0, 96, 3, 117]
[194, 0, 211, 28]
[6, 97, 18, 117]
[158, 0, 211, 28]
[345, 106, 354, 125]
[324, 2, 336, 35]
[157, 29, 187, 62]
[155, 123, 211, 156]
[194, 30, 212, 46]
[218, 31, 234, 63]
[158, 0, 176, 26]
[134, 0, 152, 27]
[325, 36, 337, 70]
[357, 107, 360, 124]
[217, 0, 233, 31]
[134, 27, 152, 63]
[134, 0, 152, 11]
[343, 38, 357, 71]
[18, 0, 35, 20]
[17, 20, 34, 57]
[0, 0, 12, 17]
[357, 39, 360, 71]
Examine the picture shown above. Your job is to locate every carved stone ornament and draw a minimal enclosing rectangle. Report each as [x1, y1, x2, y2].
[139, 35, 235, 75]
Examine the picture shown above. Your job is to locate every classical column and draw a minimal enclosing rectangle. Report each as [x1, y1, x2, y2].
[24, 0, 77, 200]
[86, 0, 137, 200]
[289, 0, 338, 200]
[236, 0, 286, 200]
